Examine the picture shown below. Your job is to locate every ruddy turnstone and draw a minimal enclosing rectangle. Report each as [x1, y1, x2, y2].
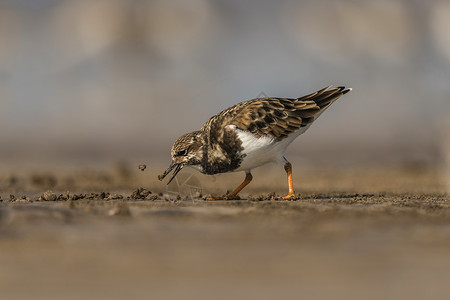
[158, 86, 351, 199]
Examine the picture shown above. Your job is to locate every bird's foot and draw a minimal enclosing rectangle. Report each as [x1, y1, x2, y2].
[276, 193, 296, 200]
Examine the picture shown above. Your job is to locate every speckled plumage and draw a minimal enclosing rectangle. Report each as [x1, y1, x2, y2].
[159, 86, 351, 198]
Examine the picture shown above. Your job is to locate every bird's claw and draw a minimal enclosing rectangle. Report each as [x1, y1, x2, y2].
[276, 193, 296, 200]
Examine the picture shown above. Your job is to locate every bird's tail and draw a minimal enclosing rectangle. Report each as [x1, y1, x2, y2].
[297, 86, 352, 109]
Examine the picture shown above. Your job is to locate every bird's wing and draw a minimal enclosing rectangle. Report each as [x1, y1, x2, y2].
[225, 86, 351, 141]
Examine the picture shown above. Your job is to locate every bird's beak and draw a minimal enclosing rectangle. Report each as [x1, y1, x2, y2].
[158, 161, 184, 185]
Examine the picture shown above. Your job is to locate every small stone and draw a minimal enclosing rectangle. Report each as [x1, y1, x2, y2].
[138, 164, 147, 171]
[39, 190, 57, 201]
[148, 194, 159, 201]
[248, 194, 265, 201]
[17, 195, 32, 203]
[69, 193, 85, 201]
[131, 187, 151, 200]
[57, 192, 70, 201]
[107, 193, 124, 200]
[267, 192, 277, 201]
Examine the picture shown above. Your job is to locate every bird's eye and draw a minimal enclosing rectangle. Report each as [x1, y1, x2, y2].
[175, 149, 187, 157]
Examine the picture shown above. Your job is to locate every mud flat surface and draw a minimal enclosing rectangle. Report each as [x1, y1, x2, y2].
[1, 165, 450, 300]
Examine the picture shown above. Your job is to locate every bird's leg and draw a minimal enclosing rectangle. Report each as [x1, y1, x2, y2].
[206, 172, 253, 200]
[228, 172, 253, 198]
[280, 162, 295, 199]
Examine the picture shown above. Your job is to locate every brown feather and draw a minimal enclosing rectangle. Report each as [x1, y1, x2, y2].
[200, 86, 350, 142]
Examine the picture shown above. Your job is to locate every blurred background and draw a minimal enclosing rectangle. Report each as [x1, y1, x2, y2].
[2, 2, 450, 299]
[1, 0, 449, 170]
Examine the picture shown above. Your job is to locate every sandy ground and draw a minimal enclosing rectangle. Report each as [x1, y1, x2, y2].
[1, 163, 450, 300]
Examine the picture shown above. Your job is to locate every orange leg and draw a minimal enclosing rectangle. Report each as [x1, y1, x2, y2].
[280, 162, 295, 199]
[230, 172, 253, 197]
[207, 172, 253, 200]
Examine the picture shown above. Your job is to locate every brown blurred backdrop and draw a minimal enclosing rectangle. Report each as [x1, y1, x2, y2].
[0, 0, 449, 169]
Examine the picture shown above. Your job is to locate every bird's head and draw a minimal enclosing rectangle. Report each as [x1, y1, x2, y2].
[158, 131, 203, 184]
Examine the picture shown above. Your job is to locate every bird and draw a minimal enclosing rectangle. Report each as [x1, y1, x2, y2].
[158, 86, 351, 199]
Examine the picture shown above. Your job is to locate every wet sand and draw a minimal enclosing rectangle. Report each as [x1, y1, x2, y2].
[1, 164, 449, 300]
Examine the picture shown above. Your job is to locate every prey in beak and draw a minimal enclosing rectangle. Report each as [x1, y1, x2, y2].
[158, 162, 184, 185]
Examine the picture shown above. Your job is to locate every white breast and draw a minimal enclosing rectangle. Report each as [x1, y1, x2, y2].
[228, 125, 308, 172]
